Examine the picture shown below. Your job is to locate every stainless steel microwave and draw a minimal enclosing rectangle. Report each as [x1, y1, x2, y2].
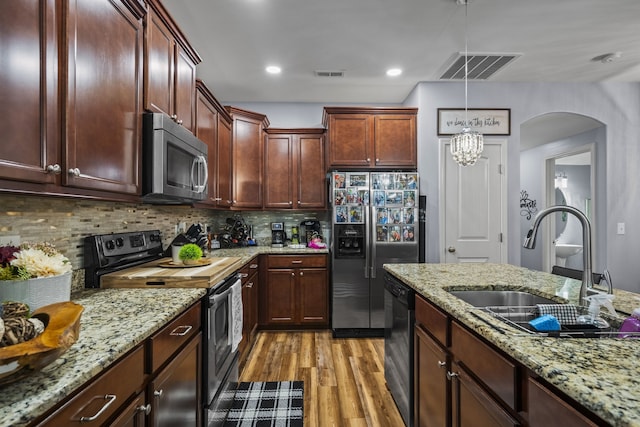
[142, 113, 208, 204]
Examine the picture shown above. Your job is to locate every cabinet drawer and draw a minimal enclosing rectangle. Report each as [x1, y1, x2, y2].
[451, 321, 517, 411]
[415, 294, 449, 347]
[527, 377, 599, 427]
[148, 302, 201, 373]
[267, 254, 326, 268]
[239, 257, 259, 282]
[38, 345, 144, 426]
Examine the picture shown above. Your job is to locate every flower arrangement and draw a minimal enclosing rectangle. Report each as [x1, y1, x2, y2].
[179, 243, 203, 263]
[0, 242, 72, 281]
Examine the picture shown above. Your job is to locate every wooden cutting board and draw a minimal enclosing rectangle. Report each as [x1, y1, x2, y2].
[100, 257, 244, 288]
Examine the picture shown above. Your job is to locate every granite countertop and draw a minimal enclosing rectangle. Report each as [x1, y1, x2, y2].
[207, 245, 328, 261]
[0, 287, 206, 427]
[383, 263, 640, 427]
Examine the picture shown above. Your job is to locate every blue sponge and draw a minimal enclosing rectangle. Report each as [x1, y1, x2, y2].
[529, 314, 561, 331]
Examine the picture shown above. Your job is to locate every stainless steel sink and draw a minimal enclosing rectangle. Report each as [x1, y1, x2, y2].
[448, 290, 560, 307]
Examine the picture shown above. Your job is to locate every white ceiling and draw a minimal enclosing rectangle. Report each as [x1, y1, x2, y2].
[161, 0, 640, 105]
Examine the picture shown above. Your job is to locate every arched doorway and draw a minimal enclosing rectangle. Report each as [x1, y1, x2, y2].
[520, 112, 605, 274]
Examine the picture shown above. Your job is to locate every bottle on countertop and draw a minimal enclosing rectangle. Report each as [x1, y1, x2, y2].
[618, 308, 640, 338]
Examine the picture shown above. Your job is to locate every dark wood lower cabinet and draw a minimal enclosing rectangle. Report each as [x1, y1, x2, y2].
[414, 326, 450, 427]
[148, 333, 201, 427]
[527, 378, 599, 427]
[451, 362, 520, 427]
[261, 255, 329, 327]
[109, 392, 149, 427]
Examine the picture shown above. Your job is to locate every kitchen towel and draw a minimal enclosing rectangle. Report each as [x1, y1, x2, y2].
[230, 278, 243, 352]
[536, 304, 579, 325]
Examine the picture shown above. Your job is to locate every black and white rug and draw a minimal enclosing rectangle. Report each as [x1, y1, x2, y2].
[209, 381, 304, 427]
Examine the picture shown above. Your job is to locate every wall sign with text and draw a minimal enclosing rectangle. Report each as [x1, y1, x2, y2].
[437, 108, 511, 136]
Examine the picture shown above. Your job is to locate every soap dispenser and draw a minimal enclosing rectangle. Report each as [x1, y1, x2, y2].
[618, 308, 640, 338]
[577, 294, 615, 328]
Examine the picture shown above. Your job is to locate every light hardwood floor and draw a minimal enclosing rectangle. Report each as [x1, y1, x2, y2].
[240, 330, 405, 427]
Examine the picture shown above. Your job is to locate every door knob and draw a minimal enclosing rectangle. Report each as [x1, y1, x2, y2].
[448, 246, 456, 253]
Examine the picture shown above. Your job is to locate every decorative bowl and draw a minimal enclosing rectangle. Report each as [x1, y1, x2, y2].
[0, 301, 83, 386]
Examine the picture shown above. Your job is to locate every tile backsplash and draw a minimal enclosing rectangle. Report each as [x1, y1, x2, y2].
[0, 194, 330, 291]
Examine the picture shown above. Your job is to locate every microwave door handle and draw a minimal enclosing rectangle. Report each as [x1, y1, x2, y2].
[198, 155, 208, 193]
[190, 157, 198, 191]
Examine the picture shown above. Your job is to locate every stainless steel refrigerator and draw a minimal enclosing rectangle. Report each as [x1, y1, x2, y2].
[331, 171, 421, 337]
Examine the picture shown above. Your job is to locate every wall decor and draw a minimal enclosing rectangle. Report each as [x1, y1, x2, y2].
[438, 108, 511, 136]
[520, 190, 537, 220]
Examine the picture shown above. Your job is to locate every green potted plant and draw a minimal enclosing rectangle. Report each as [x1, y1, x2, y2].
[178, 243, 203, 265]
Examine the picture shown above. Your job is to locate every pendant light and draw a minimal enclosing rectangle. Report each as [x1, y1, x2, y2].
[450, 0, 483, 166]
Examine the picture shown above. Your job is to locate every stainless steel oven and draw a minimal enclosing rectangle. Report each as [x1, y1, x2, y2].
[205, 274, 241, 407]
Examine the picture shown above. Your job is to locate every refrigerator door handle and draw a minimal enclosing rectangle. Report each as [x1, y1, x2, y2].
[370, 204, 376, 278]
[364, 205, 370, 279]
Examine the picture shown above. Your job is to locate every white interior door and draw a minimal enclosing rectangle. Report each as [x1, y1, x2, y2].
[441, 139, 507, 263]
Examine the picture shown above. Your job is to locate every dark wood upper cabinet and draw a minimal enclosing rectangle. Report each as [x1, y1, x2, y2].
[323, 107, 417, 170]
[264, 128, 326, 210]
[226, 107, 269, 209]
[64, 0, 145, 195]
[194, 79, 233, 208]
[0, 0, 59, 185]
[144, 0, 200, 133]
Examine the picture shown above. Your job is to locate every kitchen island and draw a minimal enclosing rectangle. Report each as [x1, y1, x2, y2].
[384, 262, 640, 427]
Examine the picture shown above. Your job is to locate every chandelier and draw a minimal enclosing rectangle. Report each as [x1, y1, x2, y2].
[450, 0, 484, 166]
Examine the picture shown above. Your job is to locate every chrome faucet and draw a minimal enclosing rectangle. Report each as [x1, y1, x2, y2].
[523, 205, 593, 306]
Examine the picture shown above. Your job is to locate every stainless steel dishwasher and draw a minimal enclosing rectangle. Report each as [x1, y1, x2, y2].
[384, 272, 415, 427]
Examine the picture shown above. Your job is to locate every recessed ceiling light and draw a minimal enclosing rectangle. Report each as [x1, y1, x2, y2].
[266, 65, 282, 74]
[386, 68, 402, 77]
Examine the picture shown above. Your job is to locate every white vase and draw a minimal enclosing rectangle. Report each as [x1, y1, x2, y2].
[0, 272, 72, 311]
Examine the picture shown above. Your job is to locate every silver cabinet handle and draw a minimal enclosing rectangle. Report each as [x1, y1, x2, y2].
[448, 246, 456, 253]
[79, 394, 116, 422]
[300, 271, 304, 276]
[239, 273, 249, 278]
[154, 389, 164, 398]
[247, 282, 253, 288]
[437, 360, 446, 368]
[171, 114, 178, 121]
[169, 325, 192, 336]
[46, 164, 61, 174]
[250, 264, 258, 269]
[177, 119, 183, 125]
[291, 272, 295, 277]
[136, 404, 152, 415]
[376, 158, 380, 163]
[446, 371, 459, 381]
[68, 167, 81, 177]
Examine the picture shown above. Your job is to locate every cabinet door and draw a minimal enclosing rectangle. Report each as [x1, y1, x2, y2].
[264, 269, 296, 324]
[109, 392, 149, 427]
[0, 0, 59, 184]
[327, 114, 371, 167]
[528, 378, 599, 427]
[195, 87, 218, 206]
[144, 7, 174, 117]
[216, 115, 233, 207]
[65, 0, 143, 194]
[174, 44, 196, 132]
[232, 115, 264, 208]
[149, 334, 201, 427]
[298, 268, 329, 324]
[415, 326, 450, 427]
[264, 134, 294, 209]
[297, 134, 326, 209]
[373, 114, 417, 168]
[451, 362, 520, 427]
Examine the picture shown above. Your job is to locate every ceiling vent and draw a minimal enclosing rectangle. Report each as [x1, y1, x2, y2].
[439, 53, 521, 80]
[315, 70, 345, 77]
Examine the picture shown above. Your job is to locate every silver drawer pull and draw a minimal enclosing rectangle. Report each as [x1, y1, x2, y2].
[239, 273, 249, 278]
[291, 260, 302, 264]
[79, 394, 116, 422]
[250, 264, 258, 269]
[170, 325, 192, 336]
[446, 371, 459, 381]
[137, 404, 152, 415]
[154, 389, 164, 398]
